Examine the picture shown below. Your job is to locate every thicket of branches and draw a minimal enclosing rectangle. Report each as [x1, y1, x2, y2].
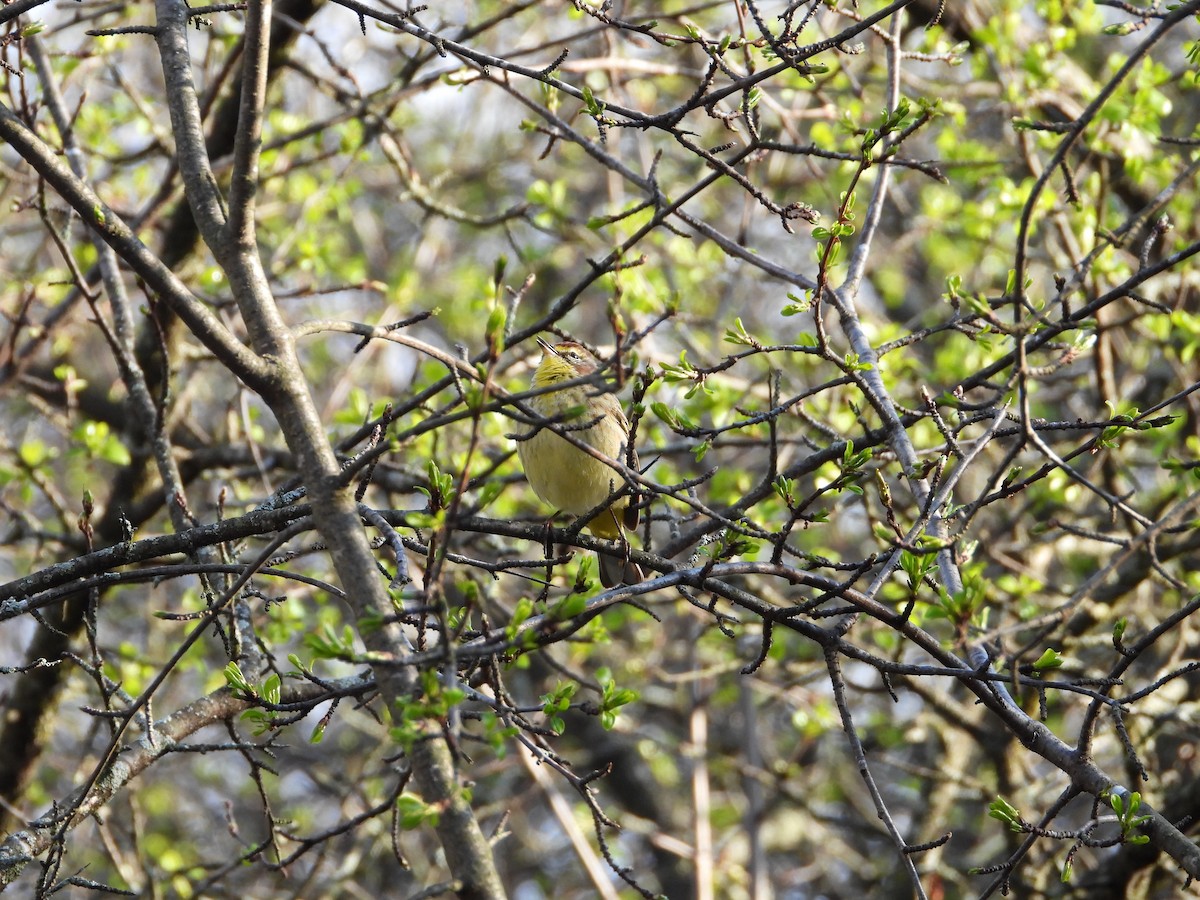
[2, 0, 1200, 897]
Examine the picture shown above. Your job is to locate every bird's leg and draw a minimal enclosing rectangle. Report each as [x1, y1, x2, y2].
[542, 516, 556, 583]
[609, 508, 633, 562]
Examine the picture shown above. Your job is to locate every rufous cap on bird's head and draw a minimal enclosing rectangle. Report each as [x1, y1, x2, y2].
[533, 338, 599, 386]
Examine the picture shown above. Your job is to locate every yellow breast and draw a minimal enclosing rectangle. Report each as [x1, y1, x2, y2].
[516, 380, 629, 526]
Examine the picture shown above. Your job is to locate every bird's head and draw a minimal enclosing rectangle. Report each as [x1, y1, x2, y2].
[533, 338, 599, 385]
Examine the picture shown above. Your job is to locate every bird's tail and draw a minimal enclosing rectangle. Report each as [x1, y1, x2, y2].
[598, 551, 645, 588]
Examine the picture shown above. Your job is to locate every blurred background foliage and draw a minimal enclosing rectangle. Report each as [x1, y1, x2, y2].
[2, 0, 1200, 897]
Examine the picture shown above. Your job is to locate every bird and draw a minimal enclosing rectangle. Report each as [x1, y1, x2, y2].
[515, 337, 645, 587]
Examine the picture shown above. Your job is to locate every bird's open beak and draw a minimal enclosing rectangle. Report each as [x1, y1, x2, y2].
[536, 337, 558, 356]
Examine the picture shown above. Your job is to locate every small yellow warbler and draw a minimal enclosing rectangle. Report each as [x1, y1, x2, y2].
[516, 338, 644, 587]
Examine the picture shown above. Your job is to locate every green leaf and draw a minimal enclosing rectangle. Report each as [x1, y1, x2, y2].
[987, 796, 1023, 832]
[506, 597, 535, 641]
[485, 303, 507, 350]
[223, 662, 252, 695]
[305, 623, 358, 660]
[724, 317, 755, 346]
[396, 793, 439, 830]
[581, 84, 605, 117]
[262, 673, 281, 705]
[549, 592, 588, 621]
[1032, 648, 1063, 671]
